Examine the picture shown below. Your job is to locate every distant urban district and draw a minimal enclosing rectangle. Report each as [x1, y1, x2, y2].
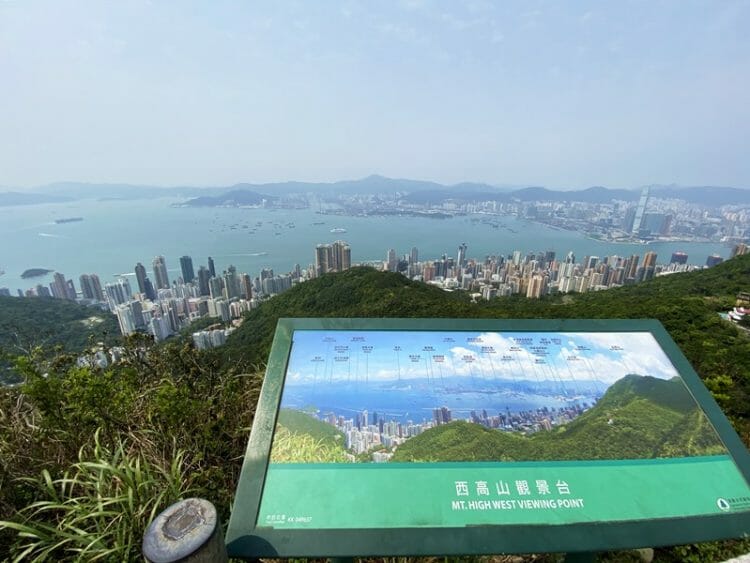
[2, 182, 750, 348]
[270, 374, 726, 464]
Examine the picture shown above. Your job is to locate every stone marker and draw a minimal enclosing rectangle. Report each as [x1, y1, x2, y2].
[143, 498, 227, 563]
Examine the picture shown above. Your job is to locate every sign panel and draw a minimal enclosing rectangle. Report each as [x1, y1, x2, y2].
[226, 319, 750, 558]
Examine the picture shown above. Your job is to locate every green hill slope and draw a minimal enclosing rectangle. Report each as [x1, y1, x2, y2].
[392, 374, 725, 462]
[0, 296, 120, 354]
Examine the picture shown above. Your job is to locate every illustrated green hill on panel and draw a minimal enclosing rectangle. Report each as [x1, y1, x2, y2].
[393, 374, 726, 462]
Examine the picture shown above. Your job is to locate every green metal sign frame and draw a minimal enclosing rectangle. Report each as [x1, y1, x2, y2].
[226, 318, 750, 558]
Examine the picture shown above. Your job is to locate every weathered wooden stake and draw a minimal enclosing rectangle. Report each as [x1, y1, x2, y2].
[143, 498, 228, 563]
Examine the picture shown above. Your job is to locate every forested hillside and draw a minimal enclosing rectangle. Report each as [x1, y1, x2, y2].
[1, 255, 750, 561]
[0, 295, 120, 354]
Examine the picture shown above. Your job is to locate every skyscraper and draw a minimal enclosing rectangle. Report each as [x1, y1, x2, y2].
[642, 251, 658, 281]
[331, 240, 351, 272]
[457, 243, 468, 268]
[670, 252, 688, 265]
[152, 256, 170, 289]
[631, 186, 651, 235]
[79, 274, 102, 301]
[50, 272, 74, 300]
[135, 263, 149, 294]
[315, 244, 332, 277]
[706, 255, 724, 267]
[240, 273, 253, 300]
[386, 248, 397, 272]
[180, 255, 195, 283]
[197, 266, 211, 296]
[223, 265, 240, 299]
[207, 256, 216, 278]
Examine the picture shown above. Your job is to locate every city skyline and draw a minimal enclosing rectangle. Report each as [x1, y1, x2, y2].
[3, 237, 748, 344]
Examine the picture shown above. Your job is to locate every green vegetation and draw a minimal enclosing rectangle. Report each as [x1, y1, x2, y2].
[1, 335, 262, 560]
[276, 408, 345, 448]
[271, 410, 349, 463]
[0, 430, 190, 562]
[270, 427, 350, 463]
[1, 255, 750, 561]
[0, 295, 120, 356]
[392, 375, 725, 462]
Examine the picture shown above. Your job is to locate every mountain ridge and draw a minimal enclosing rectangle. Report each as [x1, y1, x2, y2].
[3, 176, 750, 205]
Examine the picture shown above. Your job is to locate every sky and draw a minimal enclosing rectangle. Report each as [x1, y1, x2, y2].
[285, 330, 680, 386]
[1, 1, 749, 189]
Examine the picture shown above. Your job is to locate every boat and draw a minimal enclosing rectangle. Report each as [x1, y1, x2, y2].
[330, 227, 347, 233]
[55, 217, 83, 224]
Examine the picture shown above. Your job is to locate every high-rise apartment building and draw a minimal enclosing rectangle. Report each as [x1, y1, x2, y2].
[315, 244, 332, 277]
[152, 256, 170, 289]
[50, 272, 75, 300]
[457, 243, 468, 268]
[79, 274, 104, 301]
[670, 252, 688, 265]
[386, 248, 397, 272]
[642, 251, 658, 281]
[180, 255, 195, 283]
[135, 263, 149, 294]
[207, 256, 216, 278]
[331, 240, 351, 272]
[197, 266, 211, 296]
[706, 255, 724, 267]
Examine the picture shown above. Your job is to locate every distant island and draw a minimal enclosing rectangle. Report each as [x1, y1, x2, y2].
[54, 217, 83, 224]
[21, 268, 53, 279]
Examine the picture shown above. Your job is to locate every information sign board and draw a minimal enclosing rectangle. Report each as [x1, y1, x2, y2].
[226, 318, 750, 558]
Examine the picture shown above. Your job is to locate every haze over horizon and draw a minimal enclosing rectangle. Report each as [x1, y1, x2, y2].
[1, 1, 748, 189]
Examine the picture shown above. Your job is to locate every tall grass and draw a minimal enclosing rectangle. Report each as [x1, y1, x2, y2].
[270, 426, 351, 463]
[0, 429, 193, 562]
